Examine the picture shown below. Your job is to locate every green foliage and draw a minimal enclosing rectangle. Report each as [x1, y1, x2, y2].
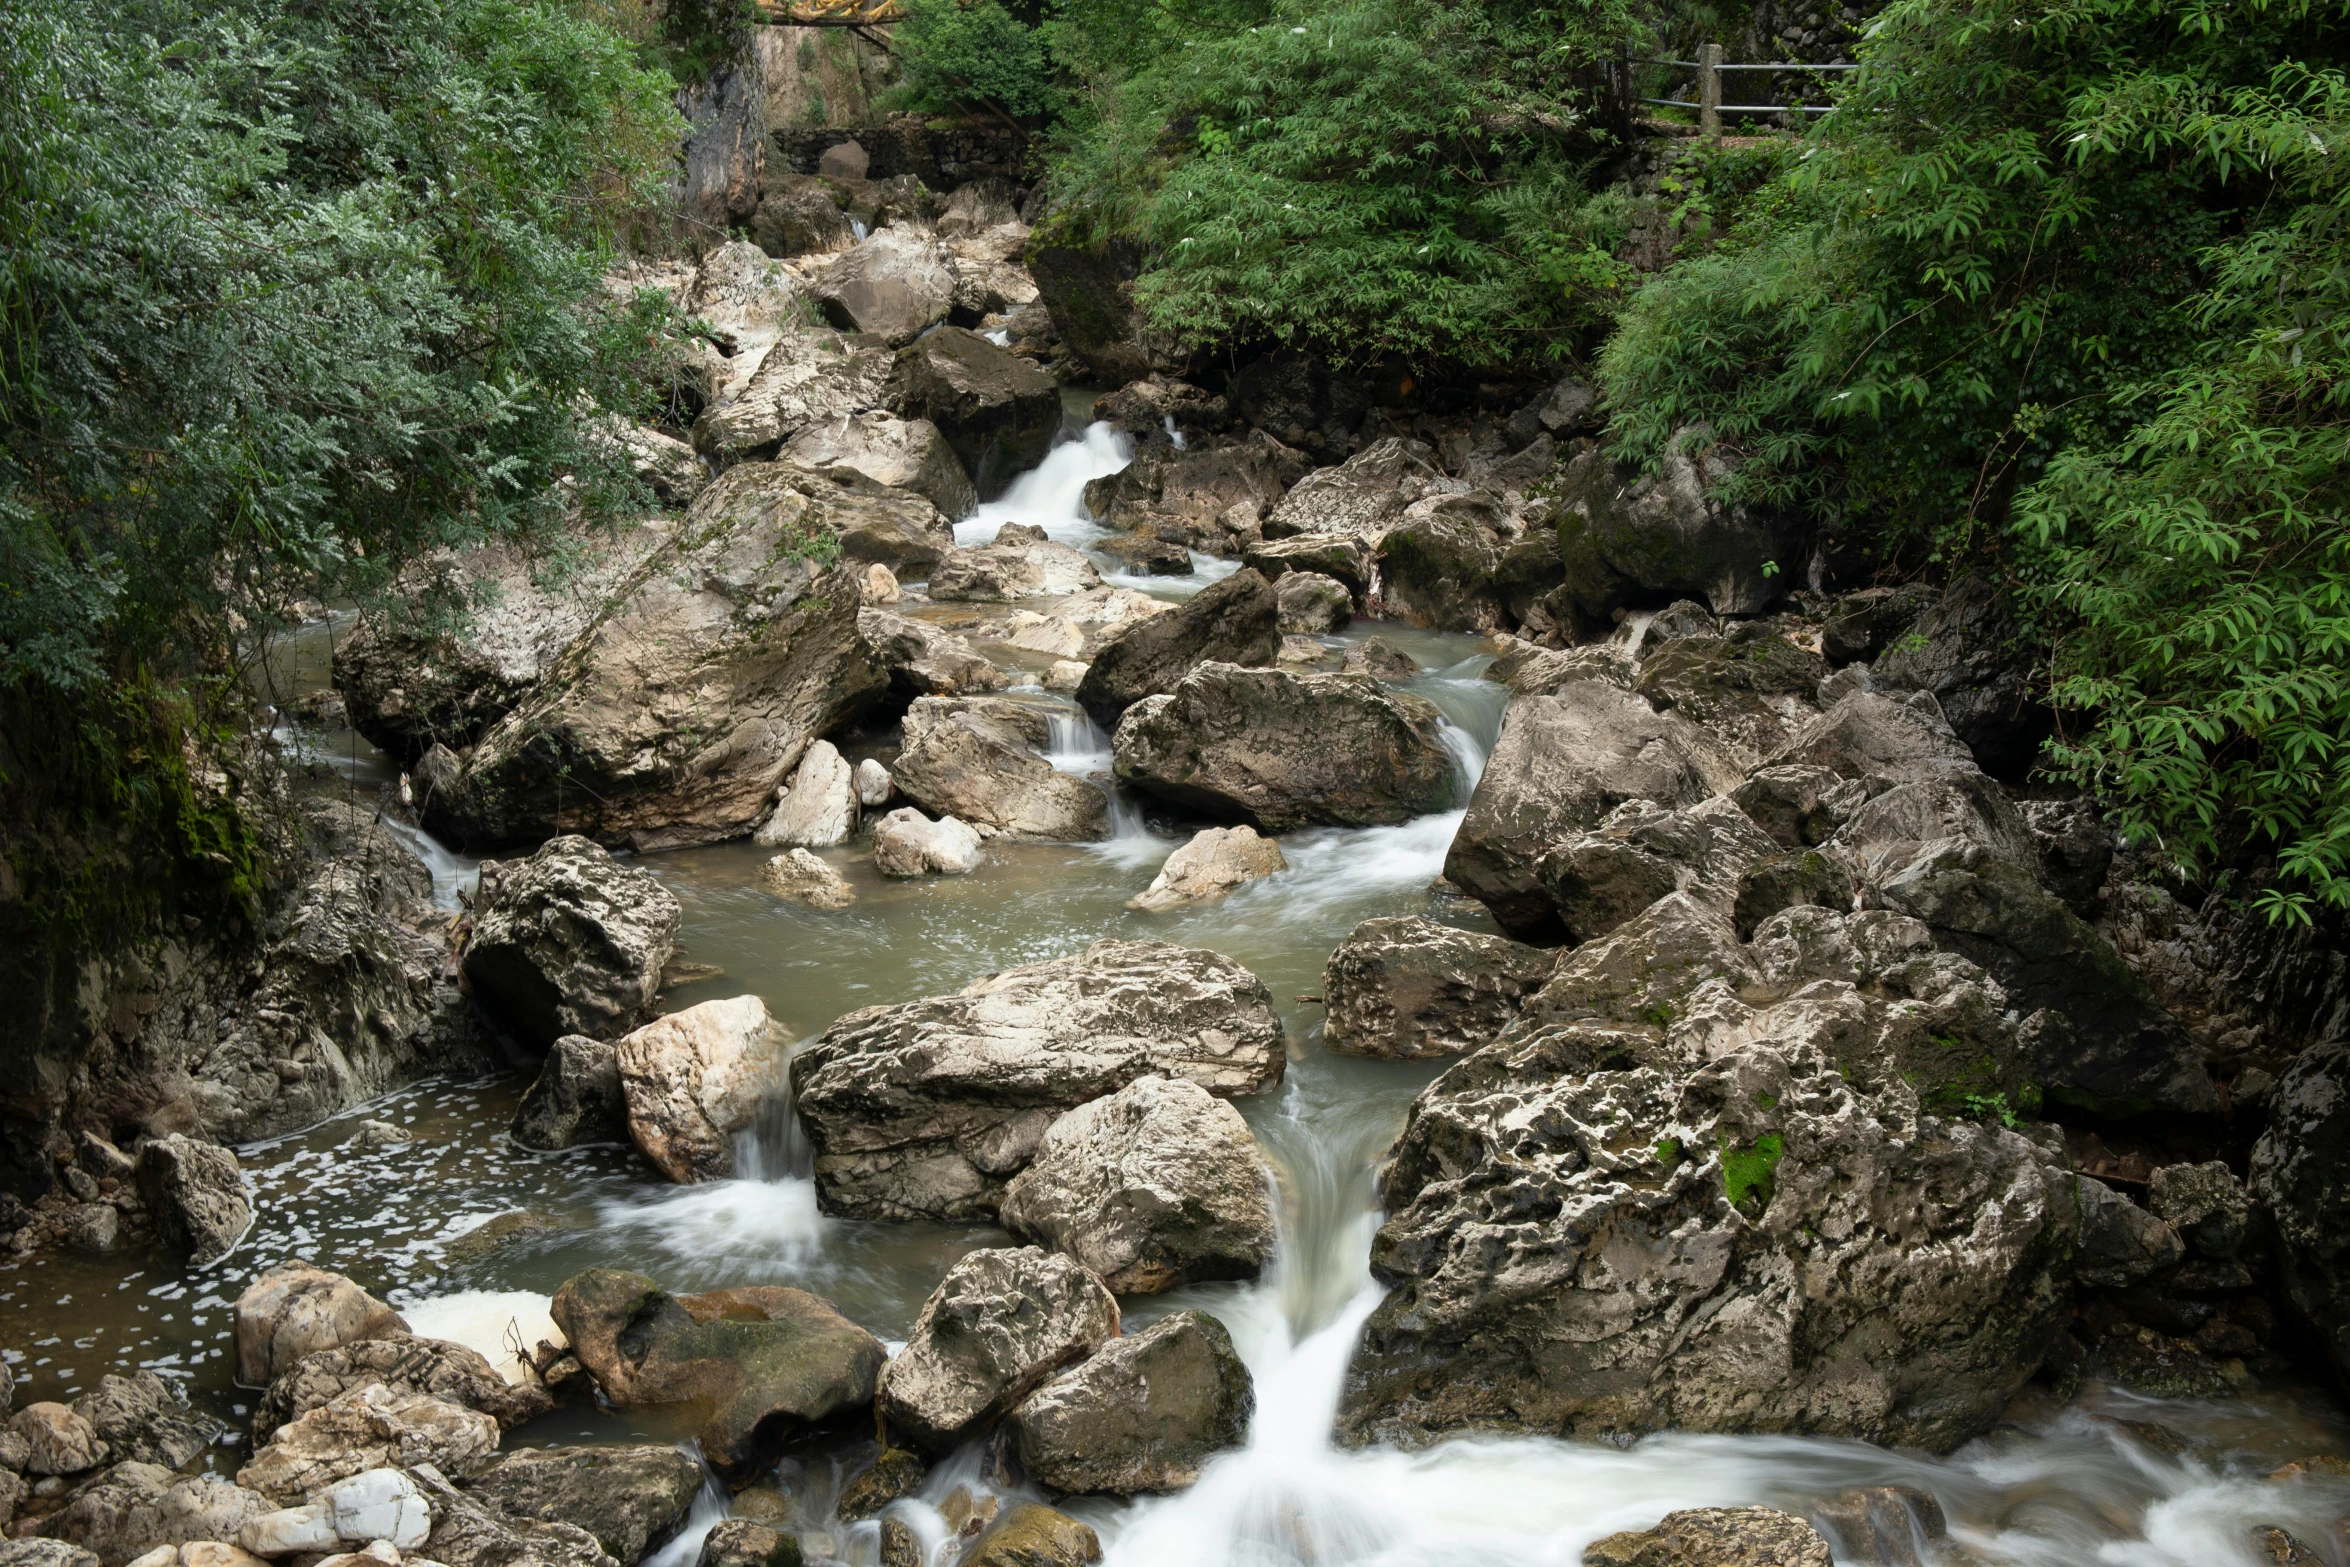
[1721, 1131, 1785, 1211]
[888, 0, 1063, 118]
[1038, 0, 1640, 365]
[0, 0, 683, 697]
[1654, 1135, 1685, 1167]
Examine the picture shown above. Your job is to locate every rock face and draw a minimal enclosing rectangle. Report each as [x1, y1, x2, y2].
[755, 740, 860, 849]
[1872, 576, 2051, 780]
[253, 1337, 551, 1442]
[792, 940, 1286, 1220]
[871, 808, 984, 877]
[1552, 440, 1805, 621]
[511, 1034, 630, 1150]
[1073, 569, 1279, 729]
[1113, 664, 1458, 832]
[234, 1266, 409, 1390]
[613, 996, 788, 1183]
[888, 328, 1060, 498]
[875, 1247, 1119, 1452]
[462, 836, 680, 1049]
[134, 1135, 251, 1266]
[813, 228, 955, 345]
[1128, 826, 1285, 912]
[2254, 1038, 2350, 1395]
[551, 1270, 886, 1472]
[238, 1384, 498, 1500]
[1375, 495, 1513, 632]
[465, 1445, 705, 1564]
[1320, 917, 1556, 1059]
[998, 1076, 1276, 1293]
[1338, 903, 2081, 1454]
[424, 464, 887, 852]
[1445, 682, 1743, 937]
[891, 706, 1109, 841]
[1583, 1508, 1832, 1567]
[1261, 439, 1438, 540]
[783, 412, 977, 521]
[1006, 1311, 1252, 1496]
[693, 336, 896, 468]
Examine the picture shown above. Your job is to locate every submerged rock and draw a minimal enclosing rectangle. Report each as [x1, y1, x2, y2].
[1112, 663, 1458, 832]
[233, 1266, 410, 1390]
[998, 1076, 1276, 1293]
[876, 1247, 1118, 1452]
[464, 1445, 705, 1565]
[1320, 917, 1556, 1059]
[1128, 826, 1286, 912]
[511, 1034, 631, 1151]
[1006, 1311, 1253, 1496]
[613, 996, 788, 1184]
[1073, 568, 1280, 729]
[791, 941, 1285, 1220]
[462, 836, 680, 1049]
[760, 849, 857, 909]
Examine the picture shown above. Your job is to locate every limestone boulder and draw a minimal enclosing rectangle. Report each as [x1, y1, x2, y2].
[233, 1267, 409, 1390]
[1761, 691, 1979, 788]
[35, 1466, 270, 1566]
[1443, 682, 1744, 937]
[928, 541, 1102, 601]
[11, 1405, 104, 1475]
[792, 940, 1285, 1220]
[2253, 1037, 2350, 1396]
[1630, 623, 1826, 762]
[760, 849, 856, 910]
[783, 412, 977, 521]
[462, 836, 679, 1049]
[1074, 569, 1279, 728]
[464, 1445, 704, 1565]
[1583, 1508, 1831, 1567]
[614, 996, 789, 1184]
[1550, 440, 1806, 622]
[550, 1271, 885, 1474]
[859, 609, 1009, 700]
[1128, 826, 1285, 912]
[875, 1248, 1118, 1452]
[871, 809, 984, 877]
[1829, 770, 2038, 883]
[998, 1076, 1276, 1293]
[1320, 917, 1555, 1059]
[510, 1034, 630, 1151]
[813, 228, 956, 346]
[238, 1384, 498, 1501]
[749, 172, 852, 259]
[70, 1373, 216, 1472]
[1245, 536, 1374, 597]
[755, 740, 860, 849]
[1112, 664, 1457, 832]
[253, 1337, 553, 1443]
[888, 329, 1060, 499]
[1342, 638, 1419, 681]
[1728, 765, 1867, 851]
[1260, 439, 1439, 541]
[890, 711, 1107, 841]
[1536, 798, 1780, 945]
[692, 334, 897, 469]
[1374, 494, 1512, 632]
[1092, 533, 1193, 577]
[1086, 437, 1289, 554]
[802, 474, 960, 579]
[135, 1136, 252, 1267]
[1274, 572, 1352, 635]
[1006, 1311, 1252, 1496]
[605, 422, 710, 509]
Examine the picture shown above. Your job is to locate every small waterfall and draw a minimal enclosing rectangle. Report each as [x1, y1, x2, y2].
[374, 814, 480, 911]
[1163, 413, 1187, 450]
[848, 217, 869, 242]
[954, 422, 1135, 548]
[984, 327, 1012, 347]
[1044, 707, 1113, 775]
[641, 1459, 733, 1567]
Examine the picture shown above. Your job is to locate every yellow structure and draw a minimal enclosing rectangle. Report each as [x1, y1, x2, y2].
[756, 0, 904, 24]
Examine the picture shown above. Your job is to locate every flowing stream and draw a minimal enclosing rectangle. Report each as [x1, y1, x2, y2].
[14, 427, 2347, 1567]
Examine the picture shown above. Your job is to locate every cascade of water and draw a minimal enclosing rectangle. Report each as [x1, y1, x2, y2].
[954, 422, 1136, 549]
[373, 813, 480, 911]
[849, 217, 869, 242]
[1044, 706, 1114, 775]
[1163, 413, 1187, 451]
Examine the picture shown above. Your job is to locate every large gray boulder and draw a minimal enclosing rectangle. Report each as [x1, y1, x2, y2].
[1537, 797, 1781, 945]
[1245, 534, 1374, 596]
[888, 328, 1061, 498]
[1074, 568, 1279, 729]
[1261, 439, 1439, 540]
[1630, 623, 1826, 763]
[859, 608, 1009, 699]
[70, 1373, 215, 1472]
[800, 473, 960, 579]
[423, 465, 888, 851]
[1762, 690, 1979, 786]
[464, 1445, 705, 1565]
[2252, 1037, 2350, 1396]
[462, 836, 680, 1049]
[754, 738, 860, 849]
[783, 411, 976, 520]
[997, 1076, 1275, 1293]
[928, 540, 1103, 601]
[233, 1265, 409, 1390]
[1112, 664, 1457, 832]
[749, 171, 852, 259]
[890, 706, 1108, 841]
[1374, 493, 1512, 632]
[1551, 438, 1806, 621]
[1005, 1311, 1252, 1496]
[1320, 917, 1556, 1059]
[813, 228, 956, 345]
[876, 1247, 1119, 1452]
[791, 940, 1286, 1220]
[511, 1034, 630, 1150]
[1275, 571, 1352, 635]
[238, 1383, 498, 1500]
[1086, 436, 1290, 553]
[692, 333, 896, 469]
[135, 1135, 252, 1266]
[254, 1336, 552, 1442]
[1443, 683, 1745, 936]
[614, 996, 789, 1183]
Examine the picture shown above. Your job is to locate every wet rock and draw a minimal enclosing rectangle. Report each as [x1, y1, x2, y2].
[549, 1271, 884, 1473]
[871, 808, 984, 877]
[961, 1507, 1100, 1567]
[2073, 1176, 2184, 1289]
[998, 1076, 1275, 1293]
[1112, 664, 1457, 832]
[239, 1384, 498, 1500]
[755, 741, 860, 850]
[1538, 798, 1779, 945]
[408, 1462, 618, 1567]
[697, 1520, 800, 1567]
[1261, 439, 1439, 541]
[614, 996, 788, 1184]
[888, 329, 1060, 499]
[1445, 683, 1745, 937]
[1582, 1507, 1832, 1567]
[465, 1446, 703, 1564]
[11, 1406, 104, 1476]
[876, 1248, 1119, 1451]
[463, 837, 680, 1049]
[760, 849, 857, 910]
[38, 1466, 270, 1565]
[1872, 576, 2051, 780]
[1274, 572, 1352, 635]
[929, 541, 1103, 602]
[1552, 440, 1806, 622]
[424, 466, 887, 852]
[1007, 1311, 1252, 1495]
[2251, 1528, 2327, 1566]
[510, 1035, 630, 1151]
[71, 1374, 215, 1472]
[1375, 495, 1512, 632]
[254, 1337, 551, 1444]
[859, 609, 1009, 700]
[891, 711, 1108, 841]
[1087, 438, 1291, 554]
[1341, 638, 1419, 681]
[1321, 917, 1556, 1060]
[793, 940, 1285, 1220]
[1803, 1487, 1945, 1567]
[234, 1266, 410, 1390]
[812, 228, 955, 346]
[1074, 569, 1280, 728]
[2252, 1037, 2350, 1393]
[835, 1449, 927, 1522]
[1128, 826, 1286, 912]
[1875, 841, 2217, 1118]
[64, 1204, 119, 1257]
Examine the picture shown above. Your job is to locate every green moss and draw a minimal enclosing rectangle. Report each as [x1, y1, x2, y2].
[1655, 1136, 1684, 1168]
[1721, 1132, 1786, 1212]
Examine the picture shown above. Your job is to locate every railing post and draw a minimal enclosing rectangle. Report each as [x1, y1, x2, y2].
[1698, 42, 1723, 136]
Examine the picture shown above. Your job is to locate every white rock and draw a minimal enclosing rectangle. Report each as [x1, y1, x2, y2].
[180, 1543, 271, 1567]
[1042, 661, 1089, 692]
[761, 848, 856, 910]
[754, 741, 859, 848]
[127, 1548, 180, 1567]
[871, 809, 983, 877]
[242, 1503, 342, 1557]
[328, 1469, 431, 1550]
[858, 563, 901, 605]
[854, 758, 893, 807]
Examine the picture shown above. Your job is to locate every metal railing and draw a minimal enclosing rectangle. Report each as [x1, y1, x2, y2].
[1631, 42, 1858, 135]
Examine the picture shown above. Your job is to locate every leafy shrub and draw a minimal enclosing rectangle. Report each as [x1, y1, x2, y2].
[888, 0, 1062, 118]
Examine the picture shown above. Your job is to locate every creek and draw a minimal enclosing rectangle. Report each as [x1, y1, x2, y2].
[12, 420, 2348, 1567]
